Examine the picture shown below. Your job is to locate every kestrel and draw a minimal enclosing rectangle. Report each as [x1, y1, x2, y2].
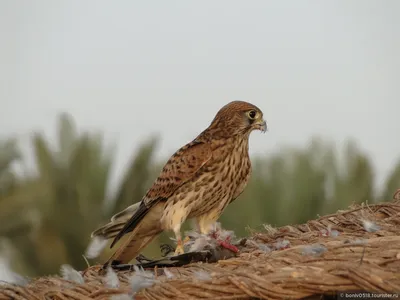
[91, 100, 267, 267]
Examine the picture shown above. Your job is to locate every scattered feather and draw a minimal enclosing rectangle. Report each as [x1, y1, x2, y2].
[301, 244, 327, 256]
[60, 264, 84, 284]
[104, 267, 120, 288]
[0, 258, 29, 286]
[185, 230, 202, 239]
[211, 223, 236, 241]
[245, 240, 275, 253]
[320, 225, 340, 237]
[245, 239, 268, 250]
[216, 228, 236, 242]
[163, 268, 174, 279]
[329, 229, 340, 237]
[188, 235, 212, 252]
[85, 237, 108, 259]
[129, 266, 156, 294]
[273, 239, 290, 250]
[110, 294, 132, 300]
[192, 270, 212, 281]
[257, 243, 272, 253]
[346, 238, 367, 245]
[362, 220, 380, 233]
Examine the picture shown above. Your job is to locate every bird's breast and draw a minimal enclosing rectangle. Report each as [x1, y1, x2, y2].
[188, 137, 251, 216]
[160, 138, 251, 230]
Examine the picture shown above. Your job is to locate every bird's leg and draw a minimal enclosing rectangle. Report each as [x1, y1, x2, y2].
[180, 219, 199, 244]
[196, 217, 215, 235]
[193, 218, 202, 233]
[173, 226, 185, 255]
[178, 220, 202, 250]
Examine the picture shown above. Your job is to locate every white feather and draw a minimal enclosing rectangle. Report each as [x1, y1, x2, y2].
[0, 257, 28, 286]
[350, 238, 367, 245]
[85, 236, 108, 259]
[129, 266, 156, 294]
[301, 244, 327, 256]
[163, 268, 174, 279]
[257, 243, 272, 253]
[110, 294, 132, 300]
[104, 267, 120, 288]
[273, 239, 290, 250]
[188, 235, 212, 252]
[60, 264, 84, 284]
[362, 220, 380, 233]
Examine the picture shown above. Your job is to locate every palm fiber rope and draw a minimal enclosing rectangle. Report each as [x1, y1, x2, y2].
[1, 197, 400, 299]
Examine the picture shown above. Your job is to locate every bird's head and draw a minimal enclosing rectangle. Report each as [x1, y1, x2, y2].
[206, 101, 267, 138]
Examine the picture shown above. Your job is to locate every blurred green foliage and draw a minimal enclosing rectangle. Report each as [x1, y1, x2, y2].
[0, 113, 399, 276]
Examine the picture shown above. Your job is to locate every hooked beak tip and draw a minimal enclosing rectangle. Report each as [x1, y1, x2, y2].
[260, 120, 267, 133]
[251, 119, 267, 133]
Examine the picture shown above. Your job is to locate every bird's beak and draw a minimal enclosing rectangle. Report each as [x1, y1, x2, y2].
[255, 118, 267, 133]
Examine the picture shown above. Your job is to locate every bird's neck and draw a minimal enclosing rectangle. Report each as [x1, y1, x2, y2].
[200, 125, 252, 141]
[208, 134, 250, 156]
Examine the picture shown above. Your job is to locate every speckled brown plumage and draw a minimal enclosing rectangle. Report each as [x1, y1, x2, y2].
[91, 100, 267, 267]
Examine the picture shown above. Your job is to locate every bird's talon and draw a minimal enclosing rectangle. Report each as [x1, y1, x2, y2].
[160, 244, 175, 257]
[174, 243, 185, 256]
[136, 254, 152, 263]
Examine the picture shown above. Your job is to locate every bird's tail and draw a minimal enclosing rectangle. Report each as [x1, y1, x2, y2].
[91, 202, 142, 240]
[91, 202, 164, 269]
[102, 229, 160, 268]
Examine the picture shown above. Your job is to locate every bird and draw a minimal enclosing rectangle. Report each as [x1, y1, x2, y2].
[91, 100, 267, 268]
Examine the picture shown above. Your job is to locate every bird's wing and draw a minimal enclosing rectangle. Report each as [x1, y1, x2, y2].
[110, 140, 212, 248]
[143, 139, 212, 204]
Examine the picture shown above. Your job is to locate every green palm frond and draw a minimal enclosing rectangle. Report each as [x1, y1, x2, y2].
[111, 136, 159, 216]
[381, 160, 400, 201]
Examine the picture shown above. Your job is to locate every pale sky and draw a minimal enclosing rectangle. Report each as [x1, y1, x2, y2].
[0, 0, 399, 193]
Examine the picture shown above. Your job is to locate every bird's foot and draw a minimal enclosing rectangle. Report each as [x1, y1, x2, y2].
[161, 237, 191, 257]
[183, 236, 191, 244]
[174, 241, 185, 256]
[160, 244, 175, 257]
[136, 254, 152, 263]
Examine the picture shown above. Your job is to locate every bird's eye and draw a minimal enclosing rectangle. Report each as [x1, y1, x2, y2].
[247, 110, 257, 120]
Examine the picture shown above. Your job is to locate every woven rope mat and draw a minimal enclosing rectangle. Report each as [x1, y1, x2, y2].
[1, 198, 400, 300]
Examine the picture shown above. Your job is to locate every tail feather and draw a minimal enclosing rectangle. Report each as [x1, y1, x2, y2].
[103, 230, 160, 267]
[110, 202, 152, 248]
[91, 202, 141, 239]
[111, 203, 141, 222]
[91, 202, 164, 267]
[91, 223, 125, 239]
